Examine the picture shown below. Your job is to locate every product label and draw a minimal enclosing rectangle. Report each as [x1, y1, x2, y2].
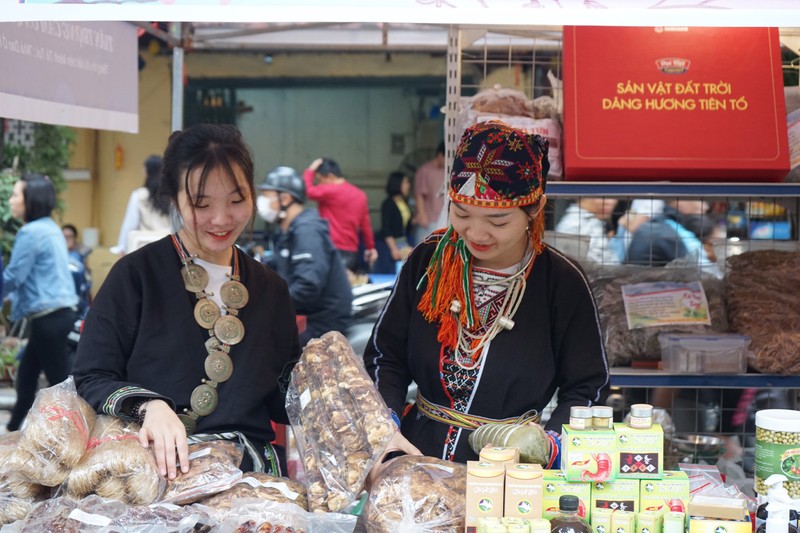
[755, 440, 800, 481]
[621, 281, 710, 329]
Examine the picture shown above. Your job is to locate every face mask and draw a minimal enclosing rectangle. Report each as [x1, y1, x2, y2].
[257, 195, 279, 223]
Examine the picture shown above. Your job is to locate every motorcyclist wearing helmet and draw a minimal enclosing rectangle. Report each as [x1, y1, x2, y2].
[257, 166, 353, 345]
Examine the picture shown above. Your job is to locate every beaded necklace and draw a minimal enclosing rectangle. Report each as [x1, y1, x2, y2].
[170, 234, 249, 435]
[453, 251, 533, 370]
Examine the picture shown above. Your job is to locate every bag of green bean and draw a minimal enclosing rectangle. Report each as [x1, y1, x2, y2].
[755, 409, 800, 497]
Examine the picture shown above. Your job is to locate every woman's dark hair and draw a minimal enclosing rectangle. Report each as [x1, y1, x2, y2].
[159, 123, 256, 230]
[21, 173, 56, 222]
[317, 158, 342, 178]
[143, 155, 171, 217]
[62, 223, 78, 238]
[385, 171, 408, 197]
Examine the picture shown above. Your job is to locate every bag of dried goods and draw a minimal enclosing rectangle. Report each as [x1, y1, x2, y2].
[726, 250, 800, 374]
[5, 377, 96, 487]
[65, 415, 164, 505]
[200, 472, 307, 511]
[285, 331, 395, 512]
[590, 264, 726, 366]
[364, 455, 467, 533]
[161, 440, 243, 505]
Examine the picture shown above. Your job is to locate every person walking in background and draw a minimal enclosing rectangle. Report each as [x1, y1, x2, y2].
[374, 171, 413, 275]
[626, 199, 721, 277]
[113, 155, 172, 255]
[3, 174, 78, 432]
[62, 223, 92, 318]
[257, 166, 352, 345]
[303, 158, 377, 272]
[413, 141, 446, 244]
[555, 197, 621, 265]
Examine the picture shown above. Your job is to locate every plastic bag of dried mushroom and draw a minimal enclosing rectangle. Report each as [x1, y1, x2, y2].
[364, 455, 467, 533]
[4, 377, 96, 487]
[65, 415, 164, 505]
[286, 331, 395, 512]
[199, 472, 307, 511]
[161, 440, 244, 505]
[726, 250, 800, 374]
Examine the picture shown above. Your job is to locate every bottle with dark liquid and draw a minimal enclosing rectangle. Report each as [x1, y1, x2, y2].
[550, 495, 591, 533]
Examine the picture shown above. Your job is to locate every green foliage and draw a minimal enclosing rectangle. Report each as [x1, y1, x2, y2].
[0, 123, 74, 263]
[0, 168, 22, 264]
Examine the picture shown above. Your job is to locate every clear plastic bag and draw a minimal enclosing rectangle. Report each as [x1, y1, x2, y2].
[65, 415, 165, 505]
[160, 440, 243, 505]
[364, 456, 467, 533]
[199, 472, 307, 511]
[285, 331, 395, 512]
[1, 495, 216, 533]
[5, 377, 97, 486]
[214, 498, 356, 533]
[0, 491, 34, 527]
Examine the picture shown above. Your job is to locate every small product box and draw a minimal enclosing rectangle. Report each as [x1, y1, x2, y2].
[639, 471, 689, 514]
[663, 512, 686, 533]
[689, 510, 752, 533]
[592, 507, 614, 533]
[480, 445, 520, 464]
[466, 461, 505, 533]
[561, 424, 618, 482]
[504, 463, 544, 519]
[614, 423, 664, 479]
[687, 495, 749, 521]
[636, 510, 664, 533]
[542, 470, 592, 521]
[612, 510, 636, 533]
[591, 479, 640, 514]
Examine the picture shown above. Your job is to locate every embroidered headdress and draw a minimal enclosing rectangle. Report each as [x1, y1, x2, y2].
[417, 121, 550, 354]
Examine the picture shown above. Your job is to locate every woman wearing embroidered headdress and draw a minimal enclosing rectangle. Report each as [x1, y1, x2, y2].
[364, 121, 610, 464]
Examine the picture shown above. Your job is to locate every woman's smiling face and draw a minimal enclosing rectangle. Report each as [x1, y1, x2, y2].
[449, 201, 531, 270]
[177, 164, 253, 264]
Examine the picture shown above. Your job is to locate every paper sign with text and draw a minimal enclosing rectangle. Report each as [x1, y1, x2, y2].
[621, 281, 711, 329]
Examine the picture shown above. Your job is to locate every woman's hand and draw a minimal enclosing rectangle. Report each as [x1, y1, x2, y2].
[136, 400, 190, 480]
[366, 430, 422, 489]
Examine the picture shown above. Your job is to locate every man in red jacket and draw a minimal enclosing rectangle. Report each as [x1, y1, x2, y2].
[303, 158, 378, 272]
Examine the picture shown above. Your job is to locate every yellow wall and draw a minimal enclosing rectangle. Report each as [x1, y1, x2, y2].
[60, 50, 450, 292]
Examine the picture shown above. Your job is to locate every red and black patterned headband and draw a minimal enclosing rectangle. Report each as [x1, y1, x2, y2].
[449, 121, 549, 208]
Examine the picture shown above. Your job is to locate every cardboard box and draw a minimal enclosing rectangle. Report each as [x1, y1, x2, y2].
[543, 470, 592, 521]
[639, 471, 689, 514]
[562, 26, 789, 182]
[636, 510, 664, 533]
[689, 512, 752, 533]
[561, 425, 618, 482]
[591, 479, 640, 514]
[614, 424, 664, 479]
[466, 461, 505, 533]
[504, 463, 544, 519]
[688, 495, 749, 521]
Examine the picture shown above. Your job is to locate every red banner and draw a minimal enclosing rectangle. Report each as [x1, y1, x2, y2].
[563, 26, 789, 181]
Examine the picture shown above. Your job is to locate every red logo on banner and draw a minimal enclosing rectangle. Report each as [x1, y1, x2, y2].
[655, 58, 691, 74]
